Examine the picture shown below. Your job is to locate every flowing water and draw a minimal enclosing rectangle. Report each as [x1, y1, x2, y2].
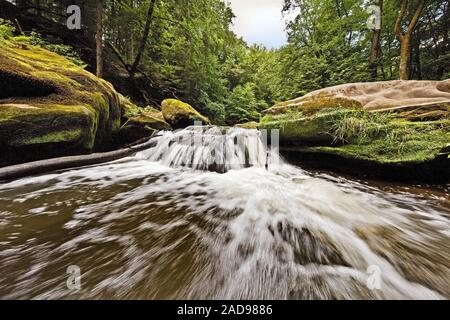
[0, 127, 449, 299]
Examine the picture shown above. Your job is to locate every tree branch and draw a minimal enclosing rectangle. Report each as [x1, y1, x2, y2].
[395, 0, 408, 41]
[106, 41, 131, 73]
[406, 0, 426, 36]
[130, 0, 158, 79]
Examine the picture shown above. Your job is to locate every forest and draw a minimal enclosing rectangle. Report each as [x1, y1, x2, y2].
[3, 0, 449, 125]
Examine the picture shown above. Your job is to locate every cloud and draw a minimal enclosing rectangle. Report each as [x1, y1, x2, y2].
[227, 0, 290, 49]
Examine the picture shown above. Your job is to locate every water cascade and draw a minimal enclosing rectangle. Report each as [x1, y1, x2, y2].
[0, 127, 448, 299]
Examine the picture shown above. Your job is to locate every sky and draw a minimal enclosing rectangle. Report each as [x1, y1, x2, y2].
[227, 0, 294, 49]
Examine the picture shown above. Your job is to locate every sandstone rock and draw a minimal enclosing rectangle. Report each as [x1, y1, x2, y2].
[0, 39, 129, 165]
[118, 104, 171, 145]
[265, 80, 450, 115]
[259, 80, 450, 169]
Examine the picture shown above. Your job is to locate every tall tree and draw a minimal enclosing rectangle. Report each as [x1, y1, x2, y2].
[129, 0, 157, 79]
[395, 0, 427, 80]
[96, 0, 103, 78]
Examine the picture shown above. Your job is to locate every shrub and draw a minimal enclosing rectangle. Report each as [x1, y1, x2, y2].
[28, 32, 87, 68]
[226, 83, 260, 125]
[0, 20, 86, 68]
[0, 19, 14, 41]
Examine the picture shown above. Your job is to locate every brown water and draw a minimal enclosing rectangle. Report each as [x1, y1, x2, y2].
[0, 129, 449, 299]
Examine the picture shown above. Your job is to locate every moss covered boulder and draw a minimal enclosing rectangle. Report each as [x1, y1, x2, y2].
[0, 39, 134, 165]
[117, 97, 171, 145]
[161, 99, 210, 129]
[258, 81, 450, 181]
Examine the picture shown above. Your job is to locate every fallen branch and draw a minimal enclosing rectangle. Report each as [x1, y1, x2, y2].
[0, 138, 156, 181]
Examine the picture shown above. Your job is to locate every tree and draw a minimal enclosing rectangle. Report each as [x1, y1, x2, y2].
[129, 0, 157, 79]
[226, 83, 260, 125]
[395, 0, 427, 80]
[96, 0, 103, 78]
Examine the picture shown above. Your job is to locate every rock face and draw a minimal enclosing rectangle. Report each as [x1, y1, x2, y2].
[259, 80, 450, 181]
[161, 99, 210, 129]
[0, 39, 143, 165]
[117, 98, 171, 145]
[265, 80, 450, 114]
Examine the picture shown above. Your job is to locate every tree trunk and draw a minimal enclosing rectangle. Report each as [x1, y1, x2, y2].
[369, 0, 383, 80]
[96, 0, 103, 78]
[0, 138, 157, 181]
[129, 0, 157, 79]
[399, 37, 410, 80]
[394, 0, 426, 80]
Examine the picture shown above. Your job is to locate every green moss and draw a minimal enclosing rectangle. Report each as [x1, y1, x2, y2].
[282, 114, 449, 164]
[235, 121, 259, 129]
[306, 127, 450, 164]
[264, 95, 362, 116]
[260, 108, 359, 144]
[117, 113, 171, 145]
[30, 70, 82, 89]
[13, 128, 83, 146]
[161, 99, 210, 128]
[258, 102, 450, 164]
[0, 103, 96, 149]
[128, 114, 171, 130]
[0, 39, 134, 163]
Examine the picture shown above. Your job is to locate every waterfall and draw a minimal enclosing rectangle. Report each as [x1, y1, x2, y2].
[136, 126, 279, 173]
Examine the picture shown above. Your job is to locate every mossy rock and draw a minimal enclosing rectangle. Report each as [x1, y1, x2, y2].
[0, 40, 132, 165]
[118, 111, 171, 146]
[263, 95, 362, 116]
[260, 109, 349, 145]
[161, 99, 210, 129]
[235, 121, 259, 129]
[260, 107, 450, 165]
[302, 121, 450, 164]
[117, 95, 171, 145]
[259, 81, 450, 169]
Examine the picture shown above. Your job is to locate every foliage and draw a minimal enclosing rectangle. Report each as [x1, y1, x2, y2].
[0, 19, 14, 41]
[328, 111, 395, 144]
[326, 109, 450, 162]
[225, 83, 261, 125]
[28, 32, 87, 68]
[7, 0, 450, 125]
[0, 19, 86, 67]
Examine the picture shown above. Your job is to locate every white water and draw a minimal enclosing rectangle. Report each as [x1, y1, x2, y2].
[137, 126, 274, 172]
[0, 127, 448, 299]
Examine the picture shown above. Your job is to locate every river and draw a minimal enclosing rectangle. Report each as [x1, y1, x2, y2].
[0, 127, 448, 299]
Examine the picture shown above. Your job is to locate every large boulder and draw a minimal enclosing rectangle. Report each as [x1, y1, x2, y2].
[161, 99, 210, 129]
[264, 80, 450, 114]
[117, 98, 171, 145]
[0, 39, 120, 164]
[0, 39, 147, 165]
[258, 80, 450, 181]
